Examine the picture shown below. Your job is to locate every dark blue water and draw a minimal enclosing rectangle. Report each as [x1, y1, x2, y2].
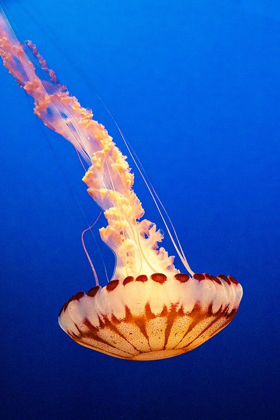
[0, 1, 279, 419]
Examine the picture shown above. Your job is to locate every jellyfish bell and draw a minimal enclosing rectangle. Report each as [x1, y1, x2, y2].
[0, 7, 243, 361]
[59, 273, 242, 360]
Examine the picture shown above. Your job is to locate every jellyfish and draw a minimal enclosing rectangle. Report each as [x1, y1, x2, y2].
[0, 9, 242, 360]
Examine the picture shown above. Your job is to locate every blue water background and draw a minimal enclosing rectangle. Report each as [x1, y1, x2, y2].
[0, 0, 279, 419]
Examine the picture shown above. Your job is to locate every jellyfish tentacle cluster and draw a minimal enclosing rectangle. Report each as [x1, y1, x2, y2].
[0, 14, 176, 281]
[0, 10, 243, 360]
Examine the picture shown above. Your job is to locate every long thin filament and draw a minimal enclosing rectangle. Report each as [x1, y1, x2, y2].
[81, 212, 102, 286]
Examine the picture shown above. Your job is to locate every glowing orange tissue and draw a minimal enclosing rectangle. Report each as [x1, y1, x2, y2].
[0, 10, 242, 360]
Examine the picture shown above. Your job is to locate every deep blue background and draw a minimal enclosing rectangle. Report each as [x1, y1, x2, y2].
[0, 1, 279, 419]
